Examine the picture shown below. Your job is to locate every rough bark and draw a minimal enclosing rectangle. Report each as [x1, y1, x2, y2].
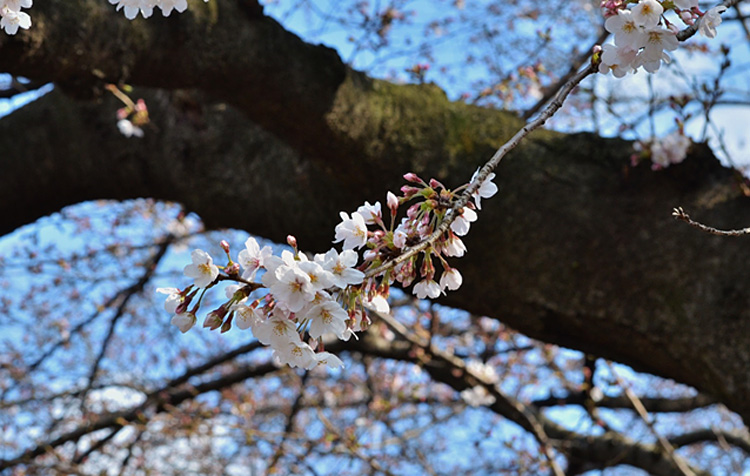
[3, 0, 750, 424]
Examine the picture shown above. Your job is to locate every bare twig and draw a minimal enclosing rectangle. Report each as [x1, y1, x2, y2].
[672, 207, 750, 236]
[366, 62, 597, 279]
[606, 363, 697, 476]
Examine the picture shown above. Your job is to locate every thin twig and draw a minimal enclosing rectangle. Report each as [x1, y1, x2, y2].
[366, 62, 597, 279]
[672, 207, 750, 236]
[606, 363, 697, 476]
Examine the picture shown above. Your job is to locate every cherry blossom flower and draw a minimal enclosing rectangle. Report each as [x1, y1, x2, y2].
[234, 305, 261, 330]
[334, 211, 368, 250]
[108, 0, 153, 20]
[650, 132, 691, 168]
[631, 0, 663, 28]
[316, 249, 364, 288]
[156, 287, 183, 314]
[599, 43, 637, 78]
[298, 260, 335, 292]
[253, 313, 299, 348]
[183, 249, 219, 288]
[356, 201, 382, 225]
[441, 233, 466, 257]
[237, 237, 272, 281]
[439, 268, 463, 291]
[640, 27, 678, 62]
[171, 312, 197, 334]
[413, 279, 441, 299]
[274, 340, 317, 369]
[460, 385, 496, 407]
[0, 8, 30, 35]
[450, 207, 477, 236]
[470, 169, 498, 210]
[117, 119, 144, 138]
[605, 10, 643, 49]
[0, 0, 33, 10]
[312, 352, 344, 369]
[265, 265, 315, 312]
[363, 295, 390, 314]
[699, 6, 727, 39]
[158, 0, 188, 16]
[306, 300, 349, 339]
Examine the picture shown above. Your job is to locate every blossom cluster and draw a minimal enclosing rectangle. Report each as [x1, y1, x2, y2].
[632, 131, 692, 169]
[0, 0, 210, 34]
[160, 171, 498, 369]
[599, 0, 727, 77]
[108, 0, 209, 20]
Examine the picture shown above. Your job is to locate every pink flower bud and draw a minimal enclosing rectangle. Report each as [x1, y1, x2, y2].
[220, 240, 230, 253]
[387, 191, 399, 212]
[286, 235, 297, 249]
[400, 185, 419, 197]
[135, 98, 148, 112]
[403, 172, 420, 183]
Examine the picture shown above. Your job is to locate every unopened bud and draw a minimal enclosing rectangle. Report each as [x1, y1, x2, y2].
[403, 172, 421, 183]
[400, 185, 419, 197]
[225, 262, 240, 276]
[220, 240, 230, 254]
[203, 312, 223, 330]
[287, 235, 297, 250]
[428, 178, 444, 190]
[387, 191, 399, 212]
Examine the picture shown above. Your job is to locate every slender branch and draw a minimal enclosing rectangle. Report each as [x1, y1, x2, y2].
[677, 0, 744, 41]
[533, 392, 716, 413]
[672, 207, 750, 236]
[605, 362, 697, 476]
[366, 62, 597, 279]
[668, 428, 750, 454]
[267, 371, 309, 473]
[371, 310, 566, 476]
[522, 28, 610, 120]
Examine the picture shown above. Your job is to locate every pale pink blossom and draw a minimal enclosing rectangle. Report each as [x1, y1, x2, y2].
[631, 0, 663, 28]
[238, 237, 272, 281]
[183, 249, 219, 288]
[699, 6, 726, 39]
[171, 312, 197, 334]
[334, 211, 368, 250]
[413, 279, 441, 299]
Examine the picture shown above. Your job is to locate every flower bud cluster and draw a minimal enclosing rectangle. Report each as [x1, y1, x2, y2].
[598, 0, 726, 76]
[162, 171, 498, 369]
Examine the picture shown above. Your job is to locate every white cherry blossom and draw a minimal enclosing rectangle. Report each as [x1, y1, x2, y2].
[605, 10, 643, 49]
[183, 249, 219, 288]
[631, 0, 663, 28]
[460, 385, 496, 407]
[699, 6, 726, 39]
[316, 249, 364, 288]
[334, 211, 368, 250]
[439, 268, 462, 291]
[450, 207, 477, 236]
[0, 8, 30, 35]
[171, 312, 197, 334]
[238, 237, 272, 281]
[413, 279, 441, 299]
[470, 169, 498, 210]
[306, 300, 349, 339]
[356, 201, 382, 225]
[156, 287, 183, 314]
